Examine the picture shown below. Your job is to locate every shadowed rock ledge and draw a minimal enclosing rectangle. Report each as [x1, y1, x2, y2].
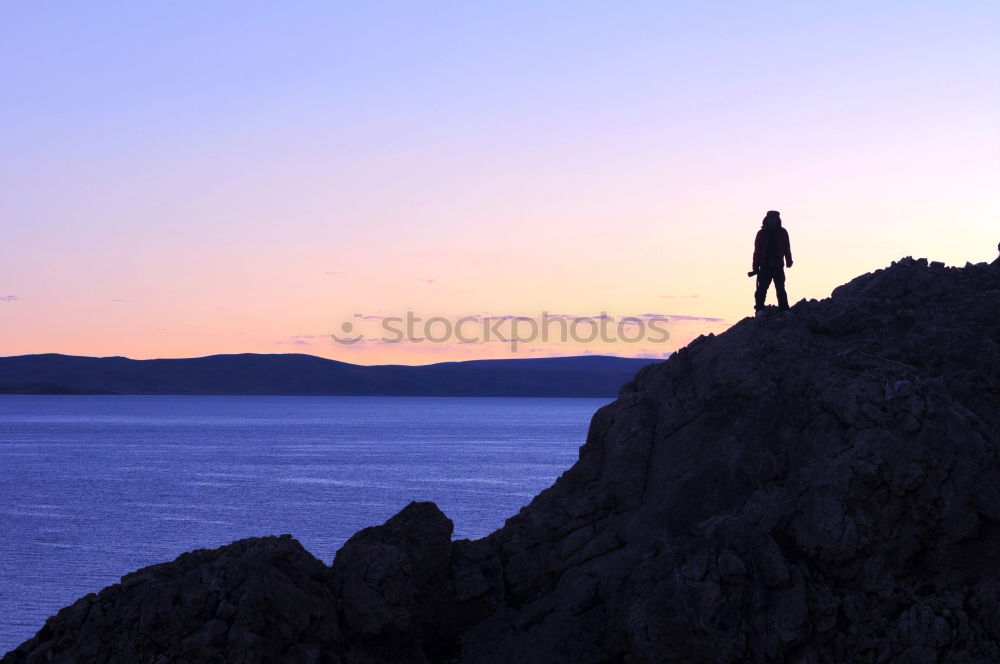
[4, 257, 1000, 663]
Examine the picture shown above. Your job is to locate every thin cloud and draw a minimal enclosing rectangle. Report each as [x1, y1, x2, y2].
[658, 294, 700, 299]
[1, 295, 20, 302]
[277, 334, 325, 346]
[650, 314, 726, 323]
[323, 271, 345, 276]
[446, 312, 726, 324]
[276, 339, 312, 347]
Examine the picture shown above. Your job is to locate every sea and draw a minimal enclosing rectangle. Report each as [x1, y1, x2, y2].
[0, 394, 608, 654]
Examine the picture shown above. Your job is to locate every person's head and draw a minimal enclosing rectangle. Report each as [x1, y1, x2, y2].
[762, 210, 781, 229]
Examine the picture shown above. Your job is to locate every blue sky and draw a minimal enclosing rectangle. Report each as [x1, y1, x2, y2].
[2, 2, 998, 362]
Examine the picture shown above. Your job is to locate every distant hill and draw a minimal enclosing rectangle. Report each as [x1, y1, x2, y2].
[0, 353, 658, 397]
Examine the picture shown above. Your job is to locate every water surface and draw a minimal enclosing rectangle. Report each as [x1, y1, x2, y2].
[0, 394, 607, 654]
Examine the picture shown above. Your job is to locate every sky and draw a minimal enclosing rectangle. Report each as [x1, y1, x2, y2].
[1, 2, 998, 365]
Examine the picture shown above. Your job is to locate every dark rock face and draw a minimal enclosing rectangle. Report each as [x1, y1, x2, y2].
[3, 535, 342, 663]
[331, 502, 463, 663]
[5, 257, 1000, 663]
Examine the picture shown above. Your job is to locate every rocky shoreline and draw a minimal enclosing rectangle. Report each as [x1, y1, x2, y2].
[5, 257, 999, 663]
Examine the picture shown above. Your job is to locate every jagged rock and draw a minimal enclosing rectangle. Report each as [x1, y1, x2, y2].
[4, 257, 999, 663]
[3, 535, 341, 663]
[330, 501, 463, 663]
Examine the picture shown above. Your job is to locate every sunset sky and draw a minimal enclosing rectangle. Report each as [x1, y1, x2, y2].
[2, 2, 998, 364]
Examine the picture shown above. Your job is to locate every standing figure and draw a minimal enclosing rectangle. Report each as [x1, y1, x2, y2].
[753, 210, 793, 316]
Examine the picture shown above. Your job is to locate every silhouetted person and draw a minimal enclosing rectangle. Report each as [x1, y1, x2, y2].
[752, 210, 793, 316]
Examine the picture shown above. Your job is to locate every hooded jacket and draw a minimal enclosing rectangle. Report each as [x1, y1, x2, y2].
[753, 217, 792, 269]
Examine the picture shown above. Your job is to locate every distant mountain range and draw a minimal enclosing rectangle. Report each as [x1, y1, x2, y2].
[0, 353, 658, 397]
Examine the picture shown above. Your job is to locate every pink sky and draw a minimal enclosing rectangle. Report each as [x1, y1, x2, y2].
[1, 3, 998, 365]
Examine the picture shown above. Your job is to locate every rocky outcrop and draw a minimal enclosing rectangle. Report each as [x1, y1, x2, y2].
[3, 536, 342, 663]
[330, 501, 464, 663]
[4, 257, 1000, 663]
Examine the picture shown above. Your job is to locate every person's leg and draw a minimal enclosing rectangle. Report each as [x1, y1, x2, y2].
[774, 265, 789, 310]
[754, 267, 773, 310]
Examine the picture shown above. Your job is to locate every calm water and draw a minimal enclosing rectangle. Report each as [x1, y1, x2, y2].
[0, 394, 606, 654]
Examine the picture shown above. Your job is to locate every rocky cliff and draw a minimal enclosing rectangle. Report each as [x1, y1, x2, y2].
[4, 257, 999, 664]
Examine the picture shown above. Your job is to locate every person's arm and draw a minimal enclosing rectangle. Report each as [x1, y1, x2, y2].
[752, 230, 764, 270]
[783, 229, 793, 268]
